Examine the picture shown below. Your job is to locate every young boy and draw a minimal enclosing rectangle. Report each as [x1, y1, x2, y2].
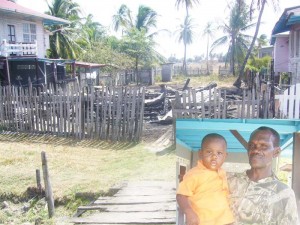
[176, 133, 234, 225]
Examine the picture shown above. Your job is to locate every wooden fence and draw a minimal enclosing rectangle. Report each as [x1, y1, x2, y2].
[0, 84, 145, 141]
[276, 83, 300, 119]
[172, 87, 274, 120]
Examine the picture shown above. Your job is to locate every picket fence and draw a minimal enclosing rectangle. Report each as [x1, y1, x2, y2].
[172, 87, 274, 120]
[0, 84, 145, 141]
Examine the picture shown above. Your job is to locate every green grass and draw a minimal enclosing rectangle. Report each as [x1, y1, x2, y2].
[0, 134, 176, 224]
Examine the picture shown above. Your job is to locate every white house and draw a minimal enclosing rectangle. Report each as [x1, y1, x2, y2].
[0, 0, 69, 58]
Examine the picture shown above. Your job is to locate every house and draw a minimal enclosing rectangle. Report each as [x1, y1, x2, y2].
[0, 0, 70, 86]
[258, 46, 273, 58]
[0, 0, 69, 58]
[271, 5, 300, 85]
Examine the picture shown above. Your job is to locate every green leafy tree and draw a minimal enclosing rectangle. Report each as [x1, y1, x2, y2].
[235, 0, 279, 87]
[119, 28, 164, 83]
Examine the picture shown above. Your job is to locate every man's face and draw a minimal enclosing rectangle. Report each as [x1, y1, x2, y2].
[199, 138, 227, 171]
[247, 130, 279, 169]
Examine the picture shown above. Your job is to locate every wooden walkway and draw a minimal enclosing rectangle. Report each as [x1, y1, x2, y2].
[72, 181, 176, 224]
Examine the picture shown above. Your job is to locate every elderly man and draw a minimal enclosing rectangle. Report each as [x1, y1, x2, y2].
[228, 126, 299, 225]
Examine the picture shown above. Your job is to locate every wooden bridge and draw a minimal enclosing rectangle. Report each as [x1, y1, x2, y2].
[72, 181, 176, 224]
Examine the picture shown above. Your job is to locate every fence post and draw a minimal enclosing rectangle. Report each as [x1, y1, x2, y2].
[36, 169, 42, 194]
[41, 151, 55, 218]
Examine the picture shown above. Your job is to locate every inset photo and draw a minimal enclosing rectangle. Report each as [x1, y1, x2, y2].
[176, 118, 300, 225]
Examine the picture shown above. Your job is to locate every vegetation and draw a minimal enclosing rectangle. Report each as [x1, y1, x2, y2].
[175, 0, 200, 74]
[235, 0, 279, 87]
[211, 0, 255, 76]
[0, 134, 175, 224]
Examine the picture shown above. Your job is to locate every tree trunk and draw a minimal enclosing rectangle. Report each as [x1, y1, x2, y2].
[234, 0, 266, 88]
[183, 42, 187, 75]
[206, 34, 210, 75]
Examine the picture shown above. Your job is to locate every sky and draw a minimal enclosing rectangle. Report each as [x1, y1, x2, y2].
[17, 0, 300, 59]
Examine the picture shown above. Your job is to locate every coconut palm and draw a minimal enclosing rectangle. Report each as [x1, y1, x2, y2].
[83, 14, 105, 43]
[45, 0, 84, 59]
[175, 0, 200, 16]
[202, 22, 216, 75]
[176, 15, 196, 74]
[112, 5, 165, 81]
[211, 1, 255, 75]
[112, 4, 158, 36]
[235, 0, 279, 87]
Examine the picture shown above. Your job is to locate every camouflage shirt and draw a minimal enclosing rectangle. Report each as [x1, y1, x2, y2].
[227, 171, 299, 225]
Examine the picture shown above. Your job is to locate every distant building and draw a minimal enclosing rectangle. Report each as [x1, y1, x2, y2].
[258, 46, 273, 58]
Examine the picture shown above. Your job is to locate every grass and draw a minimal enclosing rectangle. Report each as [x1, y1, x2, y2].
[0, 133, 176, 224]
[155, 73, 237, 89]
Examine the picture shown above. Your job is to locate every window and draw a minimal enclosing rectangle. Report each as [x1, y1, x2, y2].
[23, 23, 37, 43]
[7, 25, 16, 43]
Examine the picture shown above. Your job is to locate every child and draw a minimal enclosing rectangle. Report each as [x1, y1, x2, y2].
[176, 133, 234, 225]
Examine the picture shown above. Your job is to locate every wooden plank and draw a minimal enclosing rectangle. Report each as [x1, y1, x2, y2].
[78, 202, 176, 212]
[138, 87, 145, 141]
[94, 195, 175, 205]
[72, 211, 176, 224]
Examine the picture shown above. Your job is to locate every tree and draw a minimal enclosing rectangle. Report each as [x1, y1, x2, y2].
[45, 0, 85, 59]
[112, 4, 158, 36]
[112, 4, 165, 80]
[175, 0, 200, 16]
[176, 16, 196, 75]
[235, 0, 279, 87]
[83, 14, 105, 44]
[175, 0, 199, 74]
[210, 1, 255, 75]
[119, 28, 164, 83]
[202, 22, 216, 75]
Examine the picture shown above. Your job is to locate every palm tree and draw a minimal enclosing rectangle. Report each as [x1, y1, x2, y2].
[112, 5, 158, 36]
[175, 0, 200, 16]
[45, 0, 84, 59]
[202, 22, 216, 75]
[176, 15, 196, 74]
[175, 0, 199, 74]
[112, 4, 132, 33]
[235, 0, 279, 87]
[112, 5, 165, 80]
[83, 14, 105, 43]
[211, 1, 255, 75]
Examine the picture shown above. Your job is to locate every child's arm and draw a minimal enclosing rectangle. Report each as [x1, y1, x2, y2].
[176, 194, 199, 225]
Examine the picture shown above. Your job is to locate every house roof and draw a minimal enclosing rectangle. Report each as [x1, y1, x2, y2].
[271, 5, 300, 45]
[0, 0, 69, 25]
[176, 119, 300, 156]
[75, 62, 107, 68]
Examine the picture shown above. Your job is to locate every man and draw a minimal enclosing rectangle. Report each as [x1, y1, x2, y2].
[228, 126, 299, 225]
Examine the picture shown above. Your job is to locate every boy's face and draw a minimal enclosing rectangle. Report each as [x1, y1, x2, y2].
[198, 137, 227, 171]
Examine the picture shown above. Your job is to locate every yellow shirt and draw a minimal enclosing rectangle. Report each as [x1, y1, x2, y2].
[177, 160, 234, 225]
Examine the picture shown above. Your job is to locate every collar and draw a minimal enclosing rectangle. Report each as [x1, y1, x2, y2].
[244, 170, 278, 183]
[197, 160, 225, 176]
